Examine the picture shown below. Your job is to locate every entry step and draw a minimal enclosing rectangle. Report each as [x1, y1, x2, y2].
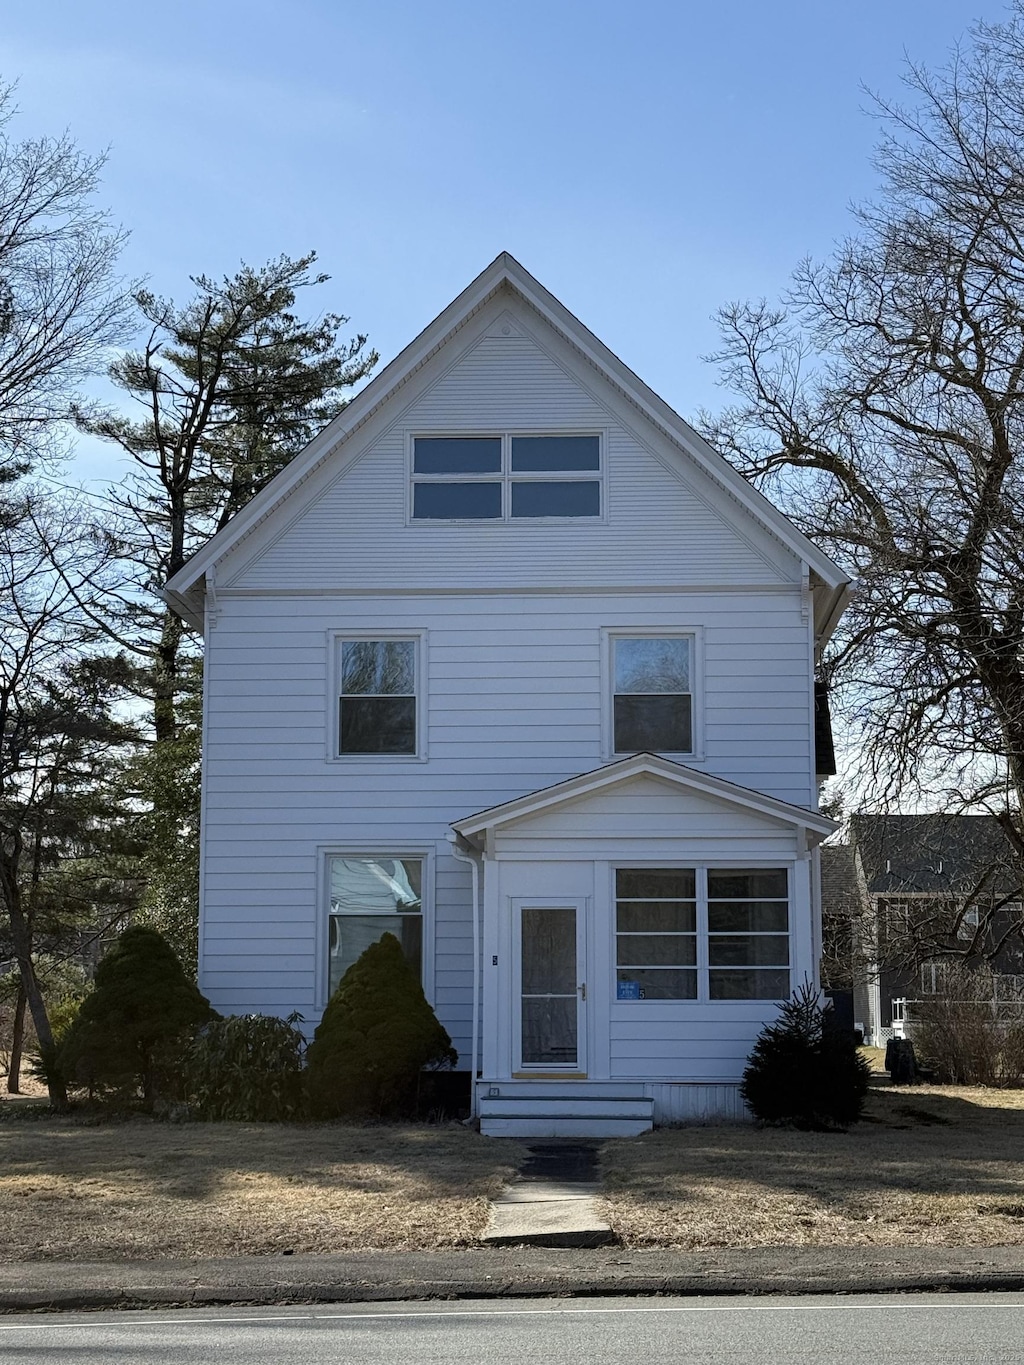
[478, 1089, 653, 1138]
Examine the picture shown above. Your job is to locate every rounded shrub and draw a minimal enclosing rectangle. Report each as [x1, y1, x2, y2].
[59, 926, 216, 1107]
[184, 1012, 307, 1120]
[305, 931, 457, 1119]
[741, 981, 871, 1130]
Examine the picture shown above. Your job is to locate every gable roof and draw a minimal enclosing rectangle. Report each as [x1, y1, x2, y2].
[849, 814, 1021, 896]
[452, 752, 838, 850]
[163, 252, 851, 634]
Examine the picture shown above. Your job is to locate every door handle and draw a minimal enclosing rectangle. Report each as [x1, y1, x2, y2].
[578, 982, 586, 1001]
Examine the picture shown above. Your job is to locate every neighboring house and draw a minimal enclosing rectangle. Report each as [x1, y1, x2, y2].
[823, 815, 1024, 1044]
[164, 253, 849, 1136]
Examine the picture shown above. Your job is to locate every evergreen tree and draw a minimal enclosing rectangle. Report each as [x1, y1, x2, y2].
[60, 925, 216, 1106]
[78, 257, 377, 968]
[306, 932, 456, 1119]
[741, 982, 870, 1130]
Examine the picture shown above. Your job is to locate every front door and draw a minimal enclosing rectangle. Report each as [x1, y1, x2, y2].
[516, 904, 586, 1074]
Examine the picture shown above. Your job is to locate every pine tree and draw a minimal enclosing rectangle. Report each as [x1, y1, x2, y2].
[741, 982, 870, 1130]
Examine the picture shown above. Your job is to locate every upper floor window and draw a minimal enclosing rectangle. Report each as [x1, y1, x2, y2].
[612, 634, 692, 754]
[411, 434, 601, 521]
[337, 637, 418, 755]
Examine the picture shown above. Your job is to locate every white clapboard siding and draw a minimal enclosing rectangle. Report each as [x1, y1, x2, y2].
[199, 582, 814, 1058]
[219, 301, 799, 595]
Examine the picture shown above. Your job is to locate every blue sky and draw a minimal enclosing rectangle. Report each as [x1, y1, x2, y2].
[5, 0, 1012, 481]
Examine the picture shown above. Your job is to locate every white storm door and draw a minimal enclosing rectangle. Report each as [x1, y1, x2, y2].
[516, 903, 586, 1073]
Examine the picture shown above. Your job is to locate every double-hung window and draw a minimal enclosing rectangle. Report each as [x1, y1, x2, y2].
[611, 635, 693, 754]
[411, 434, 601, 521]
[337, 637, 418, 756]
[615, 867, 790, 1001]
[327, 855, 423, 997]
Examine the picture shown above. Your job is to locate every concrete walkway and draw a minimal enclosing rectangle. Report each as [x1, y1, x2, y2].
[482, 1140, 614, 1248]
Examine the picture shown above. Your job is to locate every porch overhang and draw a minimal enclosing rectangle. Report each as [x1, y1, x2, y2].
[451, 752, 838, 851]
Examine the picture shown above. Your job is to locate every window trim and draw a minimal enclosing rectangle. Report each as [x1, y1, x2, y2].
[407, 430, 607, 525]
[317, 843, 436, 1009]
[327, 629, 427, 764]
[611, 862, 793, 1005]
[602, 627, 703, 761]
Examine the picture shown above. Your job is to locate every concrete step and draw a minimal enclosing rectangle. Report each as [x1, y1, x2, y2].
[480, 1092, 658, 1135]
[479, 1082, 651, 1100]
[482, 1115, 652, 1138]
[480, 1097, 653, 1119]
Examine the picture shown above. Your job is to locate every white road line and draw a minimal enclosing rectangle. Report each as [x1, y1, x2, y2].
[3, 1300, 1024, 1331]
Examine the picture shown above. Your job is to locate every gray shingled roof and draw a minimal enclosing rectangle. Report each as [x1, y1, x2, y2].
[820, 843, 860, 916]
[848, 814, 1021, 896]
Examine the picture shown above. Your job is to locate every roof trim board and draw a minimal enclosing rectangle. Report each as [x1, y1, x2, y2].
[451, 751, 839, 850]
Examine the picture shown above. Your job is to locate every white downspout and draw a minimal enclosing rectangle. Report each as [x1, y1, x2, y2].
[449, 834, 482, 1120]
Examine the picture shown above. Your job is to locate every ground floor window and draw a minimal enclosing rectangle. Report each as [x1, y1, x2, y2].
[327, 855, 422, 998]
[615, 866, 790, 1001]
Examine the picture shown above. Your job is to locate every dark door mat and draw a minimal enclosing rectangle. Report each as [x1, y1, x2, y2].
[520, 1141, 602, 1183]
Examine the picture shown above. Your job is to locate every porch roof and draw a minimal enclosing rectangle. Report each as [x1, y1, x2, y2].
[451, 753, 838, 851]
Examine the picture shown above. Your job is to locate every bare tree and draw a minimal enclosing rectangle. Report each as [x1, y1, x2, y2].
[0, 83, 128, 480]
[703, 7, 1024, 950]
[0, 495, 137, 1106]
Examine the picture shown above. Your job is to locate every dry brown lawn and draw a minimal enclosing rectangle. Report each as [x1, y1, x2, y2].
[0, 1115, 524, 1261]
[600, 1084, 1024, 1249]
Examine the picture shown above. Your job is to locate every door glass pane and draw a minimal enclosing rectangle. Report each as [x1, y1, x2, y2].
[522, 998, 578, 1066]
[521, 907, 577, 1066]
[521, 907, 575, 993]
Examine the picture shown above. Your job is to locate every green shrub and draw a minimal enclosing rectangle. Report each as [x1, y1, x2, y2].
[305, 931, 457, 1119]
[184, 1012, 307, 1120]
[59, 926, 216, 1107]
[741, 981, 870, 1130]
[25, 987, 92, 1096]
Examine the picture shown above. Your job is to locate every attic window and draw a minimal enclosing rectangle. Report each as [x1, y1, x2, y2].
[411, 435, 601, 521]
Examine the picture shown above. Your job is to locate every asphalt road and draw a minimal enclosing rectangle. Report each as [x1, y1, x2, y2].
[3, 1294, 1024, 1364]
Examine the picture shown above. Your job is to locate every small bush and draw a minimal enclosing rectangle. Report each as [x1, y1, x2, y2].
[59, 926, 216, 1107]
[741, 981, 871, 1130]
[305, 931, 457, 1119]
[912, 963, 1024, 1085]
[26, 988, 92, 1096]
[184, 1012, 307, 1120]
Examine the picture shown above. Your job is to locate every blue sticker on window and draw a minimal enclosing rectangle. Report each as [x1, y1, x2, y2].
[617, 980, 642, 1000]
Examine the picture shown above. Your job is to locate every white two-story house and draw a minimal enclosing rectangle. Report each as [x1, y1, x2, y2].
[165, 254, 848, 1136]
